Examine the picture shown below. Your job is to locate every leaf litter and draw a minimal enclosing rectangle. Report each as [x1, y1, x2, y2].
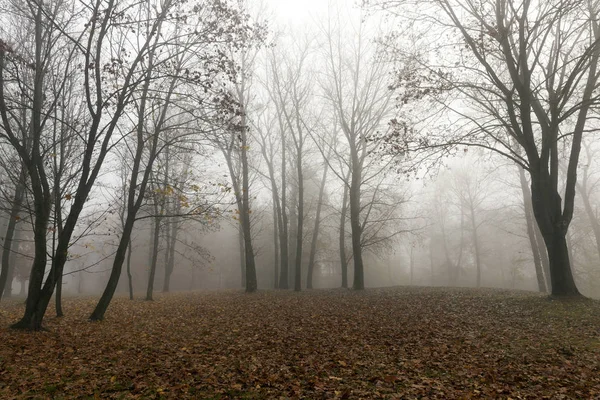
[0, 287, 599, 399]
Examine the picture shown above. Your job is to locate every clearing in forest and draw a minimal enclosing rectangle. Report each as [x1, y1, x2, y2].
[0, 287, 599, 399]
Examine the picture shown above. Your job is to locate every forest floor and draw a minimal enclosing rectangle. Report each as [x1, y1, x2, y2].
[0, 287, 599, 399]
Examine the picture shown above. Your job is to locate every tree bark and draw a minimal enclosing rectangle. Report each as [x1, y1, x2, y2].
[294, 154, 303, 292]
[272, 198, 279, 289]
[278, 141, 289, 289]
[340, 182, 349, 288]
[90, 214, 137, 320]
[146, 213, 161, 301]
[518, 167, 547, 292]
[531, 174, 580, 296]
[288, 183, 298, 289]
[55, 274, 63, 317]
[240, 120, 257, 293]
[238, 223, 246, 288]
[126, 238, 134, 299]
[8, 3, 54, 330]
[162, 218, 178, 293]
[349, 146, 365, 290]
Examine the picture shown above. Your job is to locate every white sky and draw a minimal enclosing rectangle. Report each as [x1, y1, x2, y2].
[264, 0, 351, 23]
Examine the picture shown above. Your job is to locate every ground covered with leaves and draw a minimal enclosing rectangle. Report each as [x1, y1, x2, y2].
[1, 287, 600, 399]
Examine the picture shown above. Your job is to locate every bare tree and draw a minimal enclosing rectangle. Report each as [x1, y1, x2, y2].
[267, 35, 315, 291]
[370, 0, 600, 296]
[319, 7, 395, 289]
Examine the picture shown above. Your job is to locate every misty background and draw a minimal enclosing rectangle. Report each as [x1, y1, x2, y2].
[0, 0, 598, 331]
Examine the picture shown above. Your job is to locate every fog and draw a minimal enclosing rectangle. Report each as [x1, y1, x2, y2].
[0, 0, 599, 331]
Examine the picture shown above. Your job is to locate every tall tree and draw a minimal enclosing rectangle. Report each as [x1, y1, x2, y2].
[370, 0, 600, 296]
[319, 8, 395, 289]
[91, 0, 257, 318]
[268, 36, 314, 291]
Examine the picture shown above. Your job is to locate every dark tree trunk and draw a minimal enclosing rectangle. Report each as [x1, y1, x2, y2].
[519, 167, 547, 292]
[240, 122, 257, 293]
[11, 194, 51, 330]
[222, 111, 256, 292]
[9, 4, 53, 330]
[307, 162, 328, 290]
[340, 182, 349, 288]
[272, 200, 279, 289]
[162, 219, 171, 293]
[278, 142, 289, 289]
[53, 168, 64, 318]
[294, 156, 303, 292]
[546, 230, 579, 296]
[126, 238, 133, 300]
[530, 174, 580, 297]
[146, 215, 161, 301]
[288, 183, 298, 289]
[0, 168, 25, 301]
[55, 273, 63, 317]
[350, 163, 364, 290]
[162, 220, 177, 293]
[90, 215, 137, 320]
[238, 224, 246, 288]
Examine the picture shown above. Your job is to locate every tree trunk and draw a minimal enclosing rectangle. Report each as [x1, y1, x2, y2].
[146, 215, 161, 301]
[11, 191, 51, 330]
[0, 167, 25, 301]
[240, 122, 257, 293]
[162, 219, 172, 292]
[90, 214, 137, 320]
[307, 162, 328, 290]
[530, 176, 580, 297]
[162, 219, 178, 293]
[294, 153, 304, 292]
[350, 163, 364, 290]
[288, 183, 298, 289]
[546, 230, 579, 296]
[340, 182, 349, 288]
[272, 199, 279, 289]
[9, 4, 54, 330]
[238, 224, 246, 288]
[126, 238, 133, 300]
[278, 141, 289, 289]
[55, 273, 63, 317]
[518, 167, 547, 292]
